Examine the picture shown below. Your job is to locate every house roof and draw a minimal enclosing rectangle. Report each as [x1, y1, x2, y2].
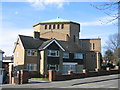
[58, 41, 82, 53]
[17, 35, 82, 53]
[19, 35, 49, 49]
[33, 17, 79, 27]
[0, 49, 4, 53]
[3, 56, 13, 60]
[39, 39, 65, 51]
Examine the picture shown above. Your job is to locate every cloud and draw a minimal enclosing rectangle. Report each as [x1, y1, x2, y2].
[0, 28, 33, 55]
[80, 15, 118, 26]
[27, 0, 66, 10]
[15, 11, 19, 15]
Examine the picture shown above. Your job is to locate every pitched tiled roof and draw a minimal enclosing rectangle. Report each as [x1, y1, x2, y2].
[3, 56, 13, 60]
[39, 39, 53, 50]
[18, 35, 82, 53]
[0, 49, 4, 53]
[58, 41, 82, 53]
[19, 35, 49, 49]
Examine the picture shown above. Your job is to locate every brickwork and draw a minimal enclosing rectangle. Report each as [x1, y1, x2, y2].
[48, 69, 120, 81]
[79, 39, 101, 52]
[14, 39, 25, 65]
[33, 22, 80, 43]
[19, 70, 28, 84]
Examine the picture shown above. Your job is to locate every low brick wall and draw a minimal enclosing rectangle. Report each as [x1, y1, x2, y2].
[20, 70, 29, 84]
[87, 71, 98, 77]
[56, 75, 71, 81]
[98, 70, 111, 76]
[48, 69, 120, 81]
[9, 70, 29, 84]
[72, 73, 85, 79]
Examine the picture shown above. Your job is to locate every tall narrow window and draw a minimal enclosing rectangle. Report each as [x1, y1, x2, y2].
[53, 24, 55, 29]
[61, 24, 64, 29]
[45, 25, 47, 29]
[93, 43, 95, 50]
[57, 24, 60, 29]
[49, 25, 51, 29]
[73, 35, 76, 42]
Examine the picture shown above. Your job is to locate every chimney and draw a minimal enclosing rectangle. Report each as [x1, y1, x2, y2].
[34, 31, 40, 39]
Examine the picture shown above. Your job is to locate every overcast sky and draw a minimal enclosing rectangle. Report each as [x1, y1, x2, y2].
[0, 0, 118, 56]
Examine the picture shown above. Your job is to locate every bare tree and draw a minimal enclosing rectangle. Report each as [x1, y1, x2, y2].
[105, 33, 120, 61]
[106, 33, 120, 50]
[91, 1, 120, 24]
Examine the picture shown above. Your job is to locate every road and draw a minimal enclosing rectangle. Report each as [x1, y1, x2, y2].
[1, 74, 119, 88]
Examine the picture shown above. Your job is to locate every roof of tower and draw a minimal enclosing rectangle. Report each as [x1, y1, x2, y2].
[33, 17, 79, 27]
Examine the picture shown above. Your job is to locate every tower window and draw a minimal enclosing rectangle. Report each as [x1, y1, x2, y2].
[49, 25, 51, 29]
[74, 35, 76, 42]
[45, 25, 47, 29]
[61, 24, 64, 29]
[93, 43, 95, 50]
[57, 24, 60, 29]
[53, 24, 55, 29]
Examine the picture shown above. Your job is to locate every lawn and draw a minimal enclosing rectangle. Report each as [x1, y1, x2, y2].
[32, 78, 49, 81]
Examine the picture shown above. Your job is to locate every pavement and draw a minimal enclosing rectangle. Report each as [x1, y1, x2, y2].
[1, 74, 119, 88]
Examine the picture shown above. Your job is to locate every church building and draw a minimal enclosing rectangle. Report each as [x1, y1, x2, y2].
[13, 18, 102, 77]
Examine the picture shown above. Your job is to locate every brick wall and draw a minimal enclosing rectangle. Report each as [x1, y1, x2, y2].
[48, 69, 120, 81]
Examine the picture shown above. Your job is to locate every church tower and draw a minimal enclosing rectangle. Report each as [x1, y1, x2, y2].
[33, 17, 80, 43]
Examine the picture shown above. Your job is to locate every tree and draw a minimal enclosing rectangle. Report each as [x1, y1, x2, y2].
[105, 33, 120, 63]
[91, 1, 120, 24]
[106, 33, 120, 51]
[104, 49, 114, 61]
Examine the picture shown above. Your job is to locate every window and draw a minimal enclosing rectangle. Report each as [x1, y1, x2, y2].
[26, 64, 37, 71]
[93, 43, 95, 50]
[61, 24, 64, 29]
[0, 70, 2, 75]
[27, 50, 37, 56]
[73, 35, 76, 42]
[16, 52, 19, 57]
[48, 50, 59, 57]
[91, 43, 95, 50]
[91, 54, 96, 58]
[47, 64, 59, 71]
[53, 24, 55, 29]
[63, 53, 69, 58]
[74, 53, 83, 59]
[57, 24, 60, 29]
[45, 25, 47, 29]
[49, 25, 51, 29]
[82, 43, 86, 49]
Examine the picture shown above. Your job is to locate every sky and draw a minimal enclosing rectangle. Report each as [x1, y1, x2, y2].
[0, 0, 118, 56]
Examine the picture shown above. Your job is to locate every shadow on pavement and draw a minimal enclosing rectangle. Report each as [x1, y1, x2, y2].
[72, 77, 119, 86]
